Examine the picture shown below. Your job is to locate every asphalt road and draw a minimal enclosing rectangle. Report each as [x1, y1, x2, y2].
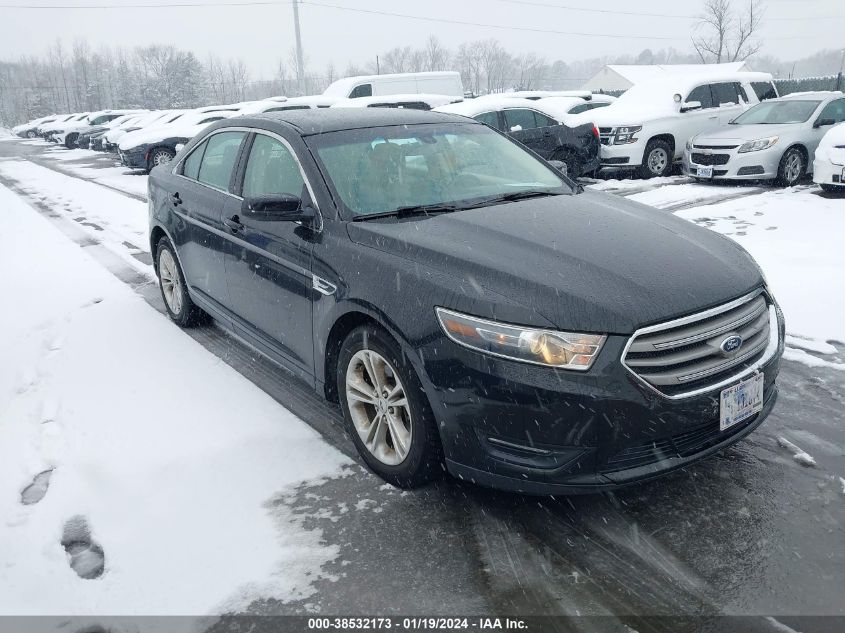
[1, 139, 843, 633]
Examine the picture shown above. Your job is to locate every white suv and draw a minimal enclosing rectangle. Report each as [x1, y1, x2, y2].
[574, 71, 778, 178]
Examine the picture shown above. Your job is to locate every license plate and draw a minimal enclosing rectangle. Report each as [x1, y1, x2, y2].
[719, 373, 763, 431]
[696, 166, 713, 178]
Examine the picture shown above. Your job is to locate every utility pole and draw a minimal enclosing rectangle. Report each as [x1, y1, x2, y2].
[292, 0, 306, 95]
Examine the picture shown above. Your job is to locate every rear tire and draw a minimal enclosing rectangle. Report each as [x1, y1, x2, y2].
[553, 149, 581, 179]
[155, 237, 205, 327]
[337, 325, 443, 488]
[148, 147, 176, 172]
[639, 139, 673, 179]
[776, 147, 805, 187]
[26, 130, 37, 139]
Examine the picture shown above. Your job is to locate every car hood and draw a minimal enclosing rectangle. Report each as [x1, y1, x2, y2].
[695, 123, 801, 145]
[347, 190, 762, 334]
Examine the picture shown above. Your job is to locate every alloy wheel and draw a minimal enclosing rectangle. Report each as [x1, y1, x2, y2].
[345, 349, 413, 466]
[783, 152, 803, 185]
[158, 249, 183, 316]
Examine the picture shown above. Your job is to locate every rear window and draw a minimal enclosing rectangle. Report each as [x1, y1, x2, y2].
[751, 82, 778, 101]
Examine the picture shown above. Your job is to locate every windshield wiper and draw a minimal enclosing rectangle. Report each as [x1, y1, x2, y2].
[352, 203, 462, 221]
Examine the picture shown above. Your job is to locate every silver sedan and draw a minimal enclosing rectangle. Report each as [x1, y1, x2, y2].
[683, 91, 845, 186]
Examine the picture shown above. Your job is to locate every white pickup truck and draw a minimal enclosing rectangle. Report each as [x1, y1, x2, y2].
[572, 70, 778, 178]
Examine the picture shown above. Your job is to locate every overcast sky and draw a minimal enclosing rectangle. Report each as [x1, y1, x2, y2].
[0, 0, 843, 79]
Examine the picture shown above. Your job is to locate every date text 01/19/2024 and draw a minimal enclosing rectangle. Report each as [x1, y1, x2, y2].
[307, 617, 528, 630]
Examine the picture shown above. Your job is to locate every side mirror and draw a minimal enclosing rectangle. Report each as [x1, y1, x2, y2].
[174, 143, 185, 153]
[814, 118, 836, 128]
[509, 124, 523, 132]
[242, 194, 314, 222]
[548, 159, 568, 176]
[680, 100, 702, 113]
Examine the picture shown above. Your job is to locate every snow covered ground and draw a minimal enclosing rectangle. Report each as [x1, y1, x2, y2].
[0, 183, 353, 615]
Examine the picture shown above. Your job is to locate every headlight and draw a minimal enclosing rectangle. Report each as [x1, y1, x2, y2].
[435, 308, 606, 371]
[738, 136, 778, 153]
[613, 126, 642, 145]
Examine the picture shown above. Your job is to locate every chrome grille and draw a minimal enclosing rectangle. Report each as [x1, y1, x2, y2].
[623, 292, 772, 398]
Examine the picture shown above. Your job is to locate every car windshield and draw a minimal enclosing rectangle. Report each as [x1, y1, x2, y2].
[731, 100, 821, 125]
[308, 122, 570, 218]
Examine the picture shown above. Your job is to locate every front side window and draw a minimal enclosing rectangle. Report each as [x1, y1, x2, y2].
[816, 99, 845, 124]
[503, 109, 538, 131]
[309, 122, 570, 218]
[196, 131, 246, 191]
[686, 85, 715, 109]
[349, 83, 373, 98]
[242, 134, 305, 198]
[732, 100, 821, 125]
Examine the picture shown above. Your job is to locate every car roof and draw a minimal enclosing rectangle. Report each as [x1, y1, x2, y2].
[232, 108, 475, 135]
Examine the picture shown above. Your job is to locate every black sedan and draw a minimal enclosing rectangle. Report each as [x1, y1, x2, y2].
[148, 109, 783, 494]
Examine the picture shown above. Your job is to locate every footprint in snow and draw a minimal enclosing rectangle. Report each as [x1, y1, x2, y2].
[20, 469, 53, 505]
[61, 516, 105, 579]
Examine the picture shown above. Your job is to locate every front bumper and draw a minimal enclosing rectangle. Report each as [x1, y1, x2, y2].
[598, 140, 646, 168]
[813, 158, 845, 186]
[419, 296, 784, 495]
[119, 148, 147, 169]
[683, 146, 781, 180]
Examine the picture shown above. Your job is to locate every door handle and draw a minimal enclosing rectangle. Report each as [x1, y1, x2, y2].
[224, 215, 244, 233]
[169, 192, 182, 206]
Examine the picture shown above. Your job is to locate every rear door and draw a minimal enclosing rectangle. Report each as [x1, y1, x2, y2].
[221, 131, 316, 375]
[172, 129, 248, 313]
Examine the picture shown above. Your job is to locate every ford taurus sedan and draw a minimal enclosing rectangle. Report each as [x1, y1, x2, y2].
[148, 109, 784, 494]
[684, 91, 845, 186]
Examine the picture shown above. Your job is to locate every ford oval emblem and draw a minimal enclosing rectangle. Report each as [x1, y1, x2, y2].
[720, 334, 743, 355]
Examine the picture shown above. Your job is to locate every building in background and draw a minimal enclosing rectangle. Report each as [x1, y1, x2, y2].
[582, 62, 751, 92]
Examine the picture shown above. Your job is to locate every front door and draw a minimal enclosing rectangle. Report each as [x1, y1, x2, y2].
[222, 132, 315, 375]
[171, 130, 248, 311]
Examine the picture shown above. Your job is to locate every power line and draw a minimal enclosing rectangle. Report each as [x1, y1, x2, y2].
[0, 0, 830, 36]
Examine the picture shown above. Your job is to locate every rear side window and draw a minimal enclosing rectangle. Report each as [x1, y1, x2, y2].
[534, 112, 559, 127]
[503, 109, 538, 130]
[711, 82, 742, 106]
[751, 82, 778, 101]
[265, 105, 310, 112]
[242, 134, 305, 198]
[349, 83, 373, 98]
[473, 111, 501, 129]
[199, 116, 225, 125]
[182, 139, 207, 180]
[197, 131, 246, 191]
[568, 103, 593, 114]
[686, 85, 715, 109]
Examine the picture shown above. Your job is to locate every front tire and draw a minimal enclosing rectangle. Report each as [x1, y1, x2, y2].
[776, 147, 805, 187]
[337, 325, 442, 488]
[155, 237, 204, 327]
[64, 133, 78, 149]
[639, 139, 673, 178]
[26, 130, 37, 139]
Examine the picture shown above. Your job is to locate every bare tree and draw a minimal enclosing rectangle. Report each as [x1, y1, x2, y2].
[424, 36, 449, 71]
[514, 53, 546, 90]
[693, 0, 763, 63]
